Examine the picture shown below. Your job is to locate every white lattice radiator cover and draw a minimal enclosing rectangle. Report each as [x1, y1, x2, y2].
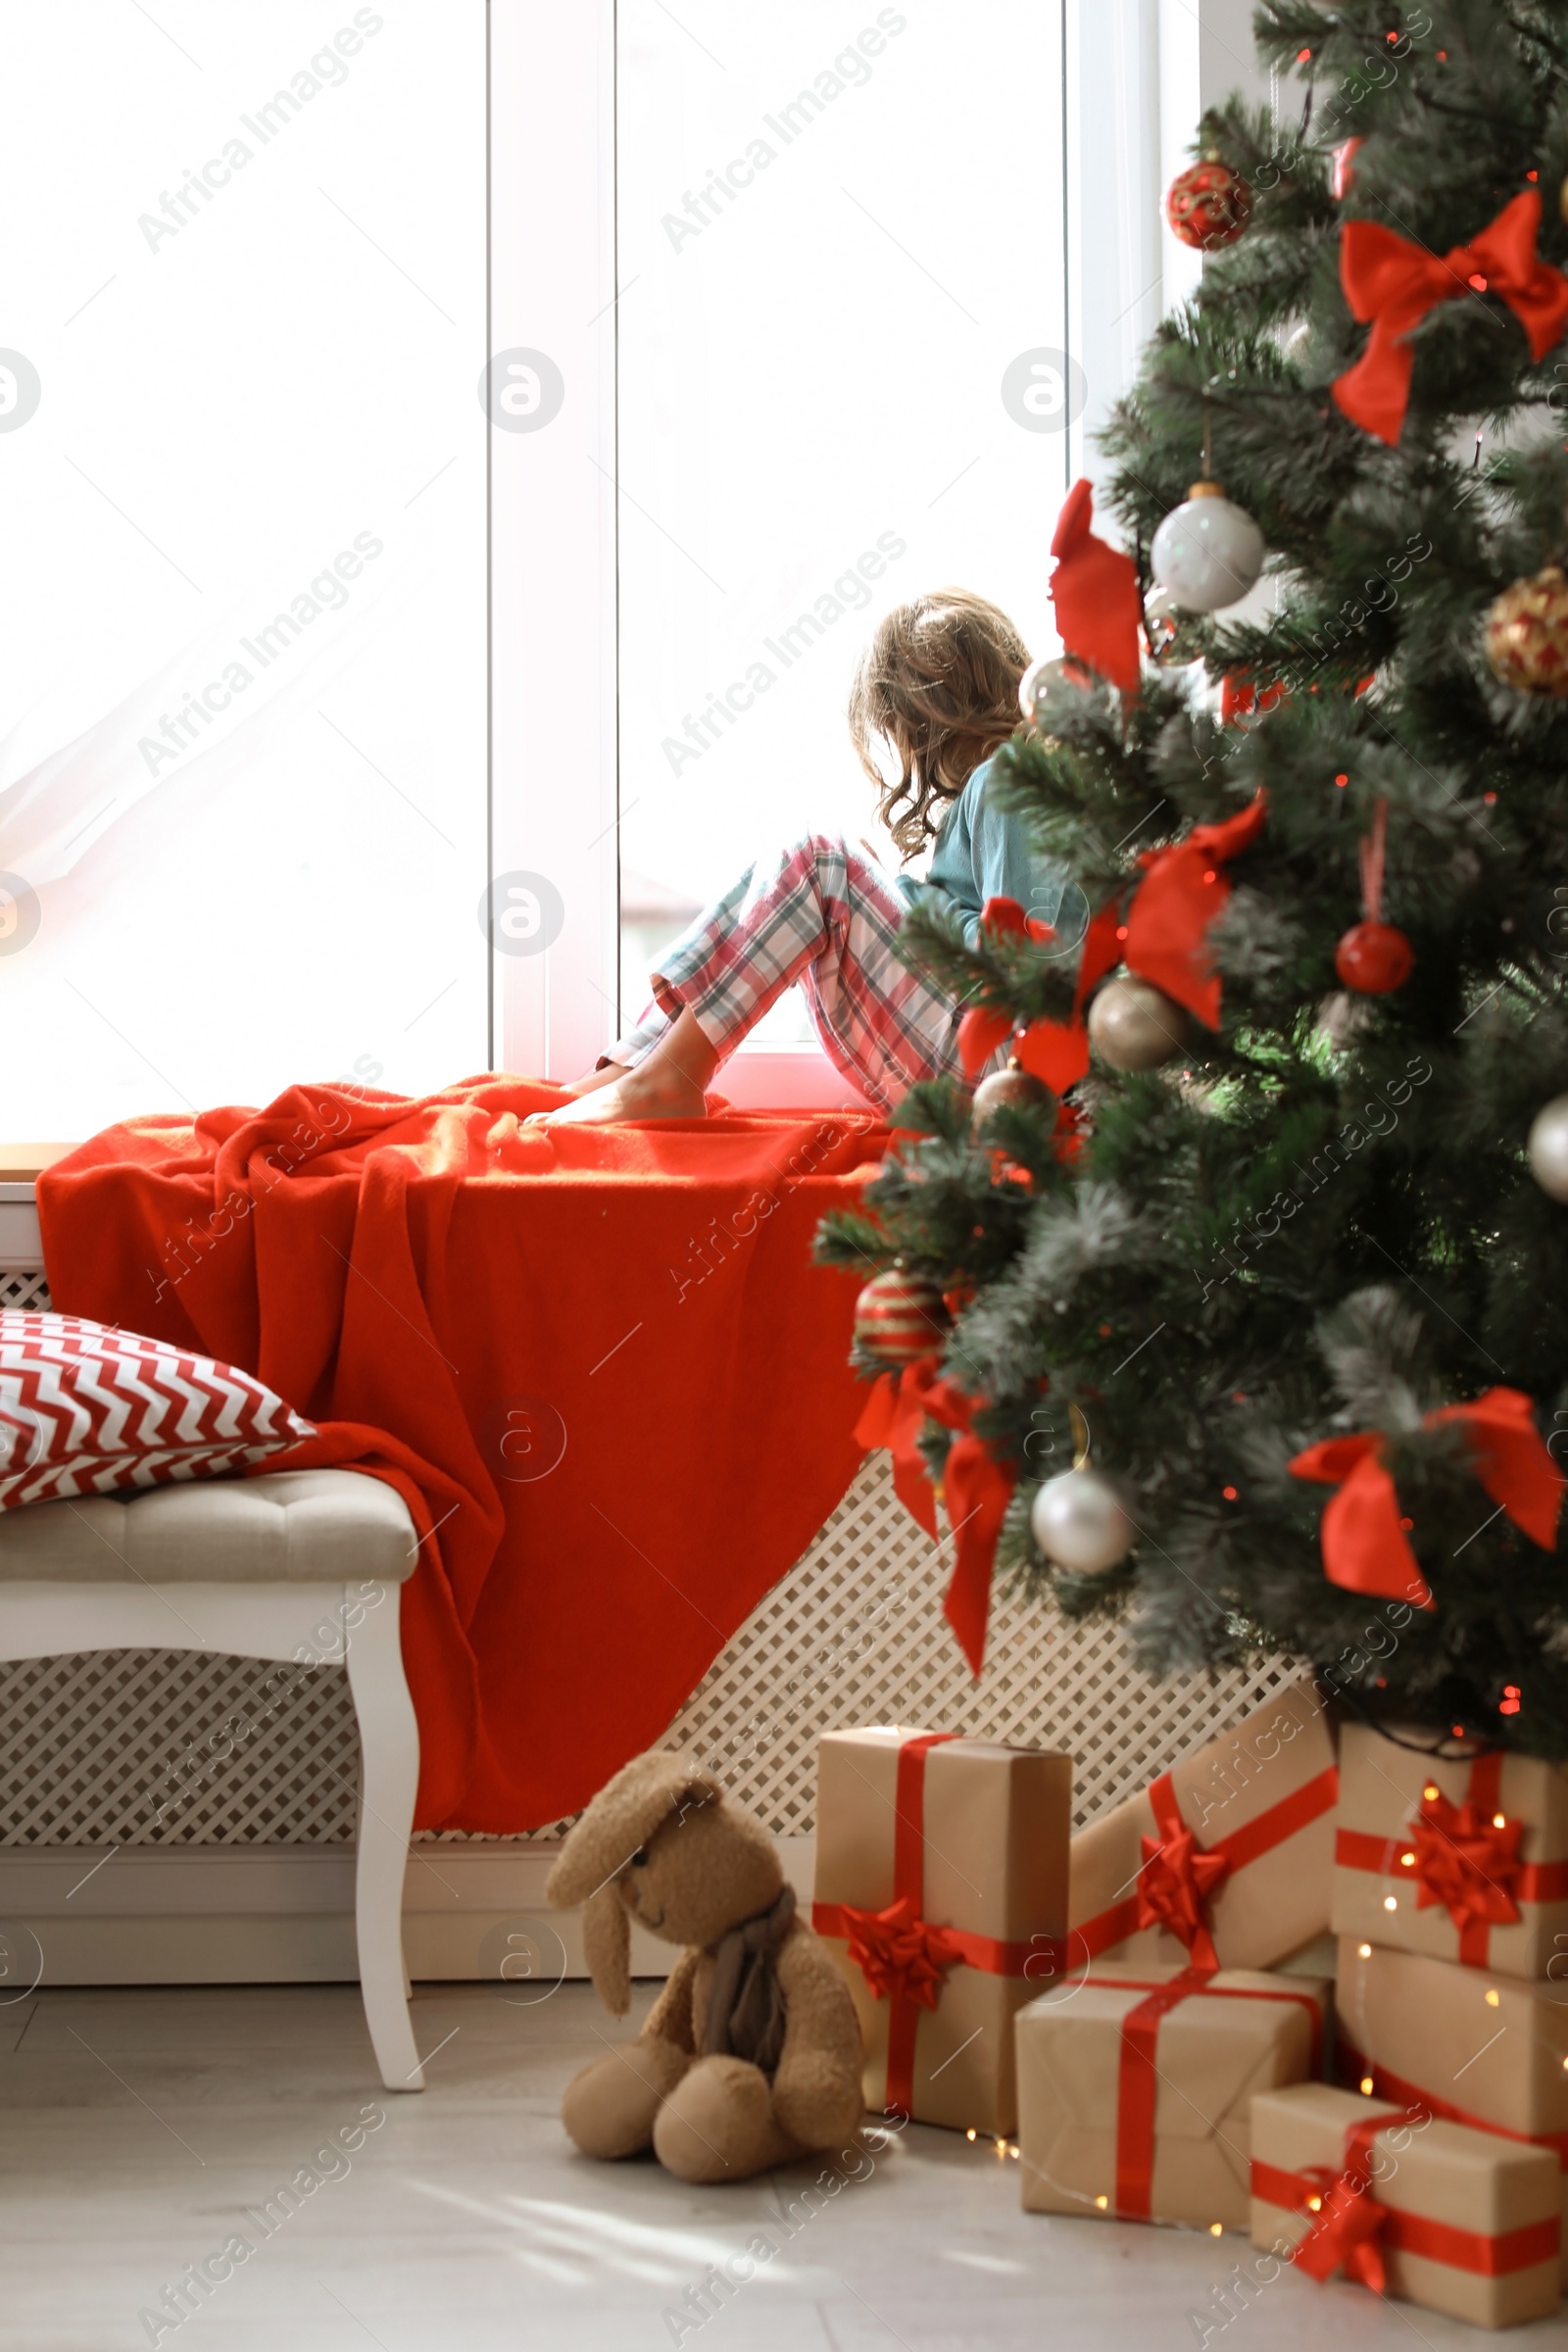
[0, 1271, 1293, 1845]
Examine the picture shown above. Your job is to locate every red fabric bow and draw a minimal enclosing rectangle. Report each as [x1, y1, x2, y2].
[1334, 189, 1568, 445]
[1220, 671, 1287, 725]
[840, 1893, 964, 2011]
[956, 898, 1058, 1079]
[1011, 1008, 1094, 1096]
[979, 894, 1054, 945]
[1290, 1386, 1562, 1612]
[1407, 1787, 1524, 1936]
[1291, 2167, 1389, 2291]
[1116, 791, 1270, 1027]
[956, 788, 1268, 1092]
[925, 1377, 1017, 1678]
[1137, 1826, 1228, 1971]
[1138, 1773, 1230, 1970]
[1049, 478, 1143, 695]
[855, 1356, 942, 1539]
[854, 1364, 1016, 1677]
[1018, 790, 1269, 1087]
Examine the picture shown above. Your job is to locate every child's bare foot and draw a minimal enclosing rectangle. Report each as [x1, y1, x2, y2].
[560, 1061, 628, 1099]
[528, 1009, 720, 1127]
[528, 1063, 709, 1127]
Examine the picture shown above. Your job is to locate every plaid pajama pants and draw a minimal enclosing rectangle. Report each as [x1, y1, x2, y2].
[609, 835, 978, 1113]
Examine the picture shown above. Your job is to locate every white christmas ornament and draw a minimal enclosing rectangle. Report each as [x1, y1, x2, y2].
[1151, 479, 1265, 613]
[1030, 1467, 1133, 1575]
[1527, 1094, 1568, 1201]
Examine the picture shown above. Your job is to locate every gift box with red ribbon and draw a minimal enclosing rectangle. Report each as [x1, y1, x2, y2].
[1331, 1727, 1568, 1975]
[1016, 1960, 1328, 2230]
[1067, 1677, 1339, 1973]
[1250, 2082, 1561, 2328]
[810, 1727, 1071, 2135]
[1334, 1937, 1568, 2280]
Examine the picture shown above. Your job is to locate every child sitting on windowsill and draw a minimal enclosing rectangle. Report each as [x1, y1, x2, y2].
[536, 589, 1066, 1124]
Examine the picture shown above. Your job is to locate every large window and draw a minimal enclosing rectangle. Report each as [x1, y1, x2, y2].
[0, 1, 486, 1139]
[2, 0, 1207, 1130]
[614, 0, 1068, 1047]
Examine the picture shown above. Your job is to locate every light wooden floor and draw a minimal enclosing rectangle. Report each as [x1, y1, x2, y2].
[0, 1979, 1554, 2350]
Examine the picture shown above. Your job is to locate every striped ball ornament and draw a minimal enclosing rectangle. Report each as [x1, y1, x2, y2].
[853, 1269, 951, 1365]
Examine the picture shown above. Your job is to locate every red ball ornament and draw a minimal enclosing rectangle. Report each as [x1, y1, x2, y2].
[1335, 920, 1413, 995]
[853, 1268, 951, 1365]
[1165, 156, 1252, 251]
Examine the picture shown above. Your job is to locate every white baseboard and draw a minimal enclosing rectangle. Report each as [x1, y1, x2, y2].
[0, 1837, 817, 1986]
[0, 1186, 44, 1269]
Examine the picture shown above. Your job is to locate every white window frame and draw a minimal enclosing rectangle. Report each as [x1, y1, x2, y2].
[489, 0, 1261, 1102]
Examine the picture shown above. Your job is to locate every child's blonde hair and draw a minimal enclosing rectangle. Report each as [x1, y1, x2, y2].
[848, 589, 1029, 860]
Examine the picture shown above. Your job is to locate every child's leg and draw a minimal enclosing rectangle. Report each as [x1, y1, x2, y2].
[536, 837, 963, 1125]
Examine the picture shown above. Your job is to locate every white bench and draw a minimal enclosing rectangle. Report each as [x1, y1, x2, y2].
[0, 1467, 426, 2090]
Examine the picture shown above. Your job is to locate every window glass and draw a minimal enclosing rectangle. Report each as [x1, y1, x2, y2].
[0, 0, 486, 1135]
[615, 0, 1067, 1042]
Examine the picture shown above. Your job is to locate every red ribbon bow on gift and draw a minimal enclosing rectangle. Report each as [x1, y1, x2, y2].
[1289, 1386, 1562, 1611]
[1050, 478, 1143, 694]
[1291, 2165, 1390, 2292]
[1137, 1773, 1230, 1971]
[840, 1893, 965, 2012]
[1334, 189, 1568, 445]
[1137, 1827, 1229, 1972]
[1406, 1786, 1524, 1936]
[854, 1360, 1017, 1677]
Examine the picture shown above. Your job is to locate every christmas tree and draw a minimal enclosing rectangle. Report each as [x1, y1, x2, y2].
[819, 0, 1568, 1757]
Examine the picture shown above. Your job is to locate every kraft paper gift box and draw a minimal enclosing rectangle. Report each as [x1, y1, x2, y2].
[1016, 1960, 1328, 2231]
[1067, 1676, 1338, 1972]
[810, 1727, 1070, 2137]
[1250, 2082, 1561, 2329]
[1331, 1726, 1568, 1976]
[1334, 1937, 1568, 2278]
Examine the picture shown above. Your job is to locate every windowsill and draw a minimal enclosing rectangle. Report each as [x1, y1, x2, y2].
[0, 1147, 77, 1183]
[717, 1047, 877, 1114]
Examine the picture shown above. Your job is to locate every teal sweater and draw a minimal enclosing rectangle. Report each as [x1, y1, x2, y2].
[895, 755, 1066, 948]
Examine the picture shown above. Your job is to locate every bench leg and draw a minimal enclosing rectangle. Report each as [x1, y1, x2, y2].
[346, 1582, 424, 2091]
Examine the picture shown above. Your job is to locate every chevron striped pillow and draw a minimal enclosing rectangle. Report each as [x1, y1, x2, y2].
[0, 1311, 315, 1509]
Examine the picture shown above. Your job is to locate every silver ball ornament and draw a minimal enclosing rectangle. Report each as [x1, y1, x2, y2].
[1018, 655, 1089, 726]
[971, 1062, 1057, 1127]
[1030, 1467, 1133, 1575]
[1527, 1094, 1568, 1201]
[1088, 975, 1194, 1071]
[1143, 583, 1187, 666]
[1151, 480, 1265, 614]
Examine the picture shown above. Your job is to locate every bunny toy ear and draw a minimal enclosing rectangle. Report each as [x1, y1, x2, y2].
[545, 1748, 721, 2013]
[580, 1882, 631, 2016]
[544, 1748, 720, 1911]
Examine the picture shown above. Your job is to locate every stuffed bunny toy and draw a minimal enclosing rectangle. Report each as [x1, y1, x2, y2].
[545, 1747, 864, 2183]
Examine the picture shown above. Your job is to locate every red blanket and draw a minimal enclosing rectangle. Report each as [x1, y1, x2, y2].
[36, 1077, 886, 1829]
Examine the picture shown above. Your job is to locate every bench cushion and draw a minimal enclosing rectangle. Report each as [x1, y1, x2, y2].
[0, 1468, 417, 1583]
